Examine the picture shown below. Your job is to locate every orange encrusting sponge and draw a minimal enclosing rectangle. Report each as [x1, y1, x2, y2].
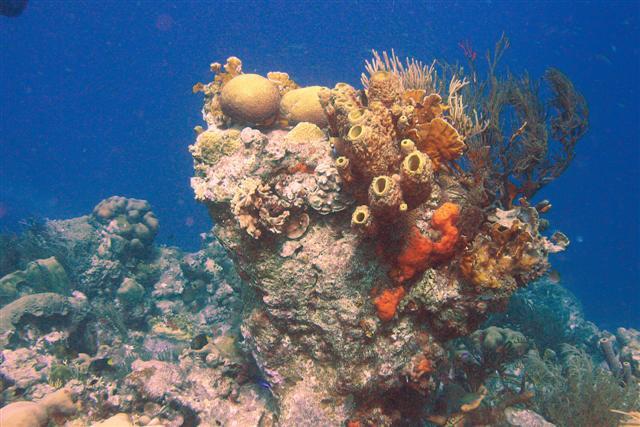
[373, 286, 406, 321]
[392, 202, 460, 283]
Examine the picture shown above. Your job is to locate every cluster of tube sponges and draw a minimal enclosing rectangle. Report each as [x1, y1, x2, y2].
[317, 73, 451, 236]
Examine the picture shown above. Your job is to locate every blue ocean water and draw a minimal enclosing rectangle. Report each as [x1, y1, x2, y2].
[0, 0, 638, 330]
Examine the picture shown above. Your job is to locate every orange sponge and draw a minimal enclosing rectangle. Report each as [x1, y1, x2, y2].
[374, 286, 406, 321]
[392, 202, 460, 283]
[431, 202, 460, 253]
[393, 227, 433, 283]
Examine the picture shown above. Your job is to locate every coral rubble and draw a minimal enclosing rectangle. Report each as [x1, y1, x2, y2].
[0, 199, 270, 426]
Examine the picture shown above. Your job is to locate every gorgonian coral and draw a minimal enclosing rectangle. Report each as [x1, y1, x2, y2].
[459, 36, 589, 208]
[192, 50, 581, 328]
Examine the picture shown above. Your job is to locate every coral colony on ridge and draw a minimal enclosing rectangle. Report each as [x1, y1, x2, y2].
[1, 39, 639, 426]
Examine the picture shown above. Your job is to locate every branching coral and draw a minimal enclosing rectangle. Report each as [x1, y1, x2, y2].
[460, 35, 589, 208]
[445, 75, 489, 140]
[193, 57, 243, 127]
[179, 39, 601, 427]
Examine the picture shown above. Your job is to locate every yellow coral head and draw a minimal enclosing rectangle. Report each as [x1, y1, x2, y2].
[347, 124, 368, 142]
[371, 176, 392, 196]
[352, 205, 370, 225]
[400, 139, 416, 155]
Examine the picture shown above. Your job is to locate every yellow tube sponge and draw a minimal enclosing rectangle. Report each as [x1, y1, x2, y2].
[368, 175, 404, 220]
[400, 150, 434, 201]
[366, 70, 403, 106]
[351, 205, 376, 234]
[335, 156, 353, 184]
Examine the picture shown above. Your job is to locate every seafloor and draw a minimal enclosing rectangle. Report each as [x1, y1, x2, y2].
[0, 52, 639, 426]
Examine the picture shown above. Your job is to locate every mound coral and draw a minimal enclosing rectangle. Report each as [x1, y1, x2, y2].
[0, 389, 76, 426]
[189, 49, 586, 425]
[92, 196, 159, 252]
[0, 256, 69, 305]
[280, 85, 329, 127]
[220, 73, 281, 125]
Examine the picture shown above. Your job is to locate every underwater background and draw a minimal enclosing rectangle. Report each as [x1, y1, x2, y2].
[1, 0, 638, 334]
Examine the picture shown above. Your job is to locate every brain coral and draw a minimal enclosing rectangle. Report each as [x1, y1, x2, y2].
[280, 85, 329, 127]
[220, 73, 280, 125]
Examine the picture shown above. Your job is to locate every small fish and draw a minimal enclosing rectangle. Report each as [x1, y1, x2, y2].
[256, 378, 272, 390]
